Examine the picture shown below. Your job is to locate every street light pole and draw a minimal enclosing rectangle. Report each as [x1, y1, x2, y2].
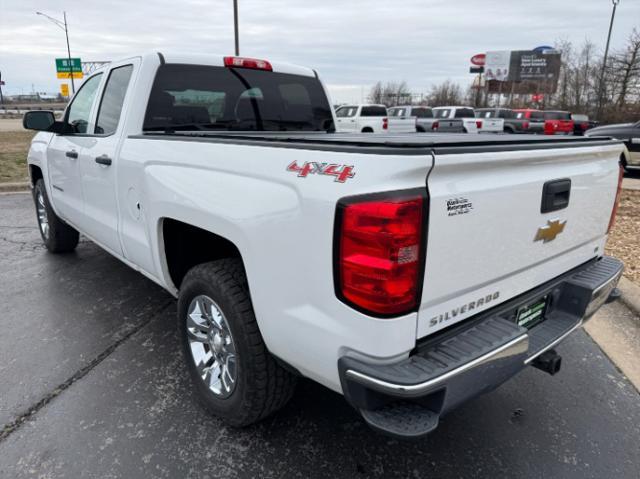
[36, 11, 76, 94]
[597, 0, 620, 119]
[63, 12, 75, 94]
[233, 0, 240, 56]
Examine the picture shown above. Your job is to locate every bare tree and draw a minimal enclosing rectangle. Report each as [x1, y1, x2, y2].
[428, 80, 463, 106]
[368, 81, 412, 106]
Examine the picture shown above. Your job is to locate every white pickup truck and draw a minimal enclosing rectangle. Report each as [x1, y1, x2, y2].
[335, 104, 388, 133]
[24, 52, 625, 439]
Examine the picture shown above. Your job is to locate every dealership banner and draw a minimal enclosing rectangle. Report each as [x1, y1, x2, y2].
[484, 50, 561, 94]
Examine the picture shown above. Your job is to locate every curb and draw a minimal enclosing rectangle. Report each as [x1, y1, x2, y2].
[618, 277, 640, 317]
[0, 182, 30, 193]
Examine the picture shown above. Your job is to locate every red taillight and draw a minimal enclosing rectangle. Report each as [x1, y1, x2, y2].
[608, 164, 624, 233]
[382, 117, 388, 130]
[223, 56, 273, 71]
[476, 120, 483, 129]
[432, 121, 439, 130]
[523, 121, 530, 130]
[335, 192, 426, 316]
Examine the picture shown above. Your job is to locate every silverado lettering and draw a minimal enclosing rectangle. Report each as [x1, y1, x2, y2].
[429, 291, 500, 327]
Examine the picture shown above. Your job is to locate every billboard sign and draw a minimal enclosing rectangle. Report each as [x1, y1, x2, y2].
[485, 50, 561, 94]
[485, 51, 510, 81]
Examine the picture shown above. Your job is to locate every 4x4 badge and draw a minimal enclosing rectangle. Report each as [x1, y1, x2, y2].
[535, 219, 566, 243]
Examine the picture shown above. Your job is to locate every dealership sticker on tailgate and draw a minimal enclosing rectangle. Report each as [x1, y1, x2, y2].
[515, 295, 548, 329]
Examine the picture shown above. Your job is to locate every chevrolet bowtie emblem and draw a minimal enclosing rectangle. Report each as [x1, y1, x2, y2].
[535, 219, 566, 243]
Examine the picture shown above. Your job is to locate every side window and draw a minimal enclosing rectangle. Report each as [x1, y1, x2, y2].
[66, 73, 103, 133]
[95, 65, 134, 135]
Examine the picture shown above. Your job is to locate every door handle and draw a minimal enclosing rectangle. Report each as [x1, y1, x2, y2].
[95, 155, 112, 166]
[541, 178, 571, 213]
[66, 150, 78, 159]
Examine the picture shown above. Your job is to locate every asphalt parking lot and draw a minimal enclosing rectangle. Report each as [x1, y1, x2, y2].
[1, 192, 639, 478]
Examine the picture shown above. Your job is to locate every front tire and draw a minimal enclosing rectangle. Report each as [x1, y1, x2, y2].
[178, 259, 296, 426]
[33, 179, 79, 253]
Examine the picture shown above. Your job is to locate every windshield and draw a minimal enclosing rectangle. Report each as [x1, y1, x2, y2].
[388, 108, 406, 117]
[433, 108, 451, 119]
[335, 106, 358, 118]
[476, 110, 496, 118]
[143, 64, 334, 132]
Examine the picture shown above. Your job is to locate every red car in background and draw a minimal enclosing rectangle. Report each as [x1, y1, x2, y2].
[543, 110, 574, 135]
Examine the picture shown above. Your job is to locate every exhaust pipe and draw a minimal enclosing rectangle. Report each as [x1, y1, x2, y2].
[531, 349, 562, 375]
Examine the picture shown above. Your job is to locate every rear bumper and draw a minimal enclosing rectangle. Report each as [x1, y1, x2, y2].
[338, 256, 623, 438]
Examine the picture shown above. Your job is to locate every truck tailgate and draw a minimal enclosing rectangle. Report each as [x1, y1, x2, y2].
[478, 118, 503, 133]
[417, 143, 621, 338]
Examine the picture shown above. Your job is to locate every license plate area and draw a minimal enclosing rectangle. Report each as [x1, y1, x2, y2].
[515, 295, 549, 329]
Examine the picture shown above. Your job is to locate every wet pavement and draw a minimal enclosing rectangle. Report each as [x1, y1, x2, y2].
[1, 192, 639, 478]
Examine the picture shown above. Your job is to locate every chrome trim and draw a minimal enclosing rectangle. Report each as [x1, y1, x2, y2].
[524, 320, 583, 364]
[345, 334, 529, 398]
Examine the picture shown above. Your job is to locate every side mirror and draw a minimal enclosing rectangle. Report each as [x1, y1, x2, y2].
[23, 111, 56, 131]
[23, 111, 74, 134]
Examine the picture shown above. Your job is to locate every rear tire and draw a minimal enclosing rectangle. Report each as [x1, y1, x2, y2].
[33, 179, 79, 253]
[361, 127, 374, 133]
[178, 259, 297, 427]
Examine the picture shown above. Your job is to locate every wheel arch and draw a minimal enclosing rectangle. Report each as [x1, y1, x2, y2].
[160, 217, 246, 291]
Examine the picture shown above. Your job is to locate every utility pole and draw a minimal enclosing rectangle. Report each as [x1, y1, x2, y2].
[597, 0, 620, 119]
[36, 11, 76, 94]
[0, 71, 4, 106]
[233, 0, 240, 55]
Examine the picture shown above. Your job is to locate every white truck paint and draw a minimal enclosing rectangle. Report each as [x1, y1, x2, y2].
[335, 104, 388, 133]
[24, 52, 625, 437]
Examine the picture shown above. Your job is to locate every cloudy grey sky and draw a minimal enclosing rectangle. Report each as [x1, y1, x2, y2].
[1, 0, 639, 102]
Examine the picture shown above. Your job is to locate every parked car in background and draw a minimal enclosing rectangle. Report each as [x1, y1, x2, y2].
[512, 109, 545, 134]
[586, 120, 640, 171]
[543, 111, 574, 135]
[387, 105, 433, 133]
[571, 114, 597, 136]
[335, 104, 388, 133]
[430, 106, 479, 133]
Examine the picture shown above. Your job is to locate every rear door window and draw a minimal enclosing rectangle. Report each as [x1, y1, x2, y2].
[530, 111, 544, 120]
[433, 109, 451, 119]
[144, 64, 333, 132]
[95, 65, 134, 135]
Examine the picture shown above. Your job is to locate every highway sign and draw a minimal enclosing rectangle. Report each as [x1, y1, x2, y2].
[60, 83, 70, 97]
[55, 58, 83, 79]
